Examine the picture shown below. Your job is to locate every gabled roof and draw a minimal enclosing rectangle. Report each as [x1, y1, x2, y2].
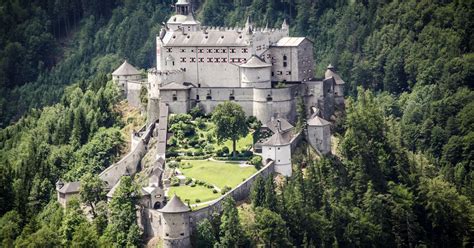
[263, 131, 292, 146]
[58, 181, 81, 194]
[159, 195, 190, 213]
[307, 116, 331, 126]
[264, 118, 294, 133]
[160, 82, 191, 90]
[274, 37, 309, 47]
[325, 64, 345, 85]
[239, 55, 271, 68]
[112, 60, 141, 76]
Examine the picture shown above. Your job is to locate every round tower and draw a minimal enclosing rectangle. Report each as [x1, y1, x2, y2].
[158, 195, 191, 248]
[240, 55, 272, 88]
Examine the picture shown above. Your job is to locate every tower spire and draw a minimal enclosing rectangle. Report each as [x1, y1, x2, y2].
[281, 18, 289, 30]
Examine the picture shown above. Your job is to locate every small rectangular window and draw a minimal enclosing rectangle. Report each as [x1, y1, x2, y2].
[242, 48, 248, 53]
[180, 48, 186, 52]
[222, 49, 227, 53]
[230, 48, 236, 53]
[198, 49, 204, 53]
[166, 48, 172, 52]
[198, 58, 204, 62]
[207, 58, 213, 63]
[207, 49, 212, 53]
[286, 71, 291, 75]
[283, 62, 287, 67]
[180, 57, 186, 62]
[214, 58, 219, 62]
[277, 71, 282, 75]
[222, 58, 227, 62]
[190, 58, 196, 63]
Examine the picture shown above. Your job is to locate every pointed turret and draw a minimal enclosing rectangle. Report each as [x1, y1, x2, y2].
[281, 18, 289, 30]
[245, 16, 253, 34]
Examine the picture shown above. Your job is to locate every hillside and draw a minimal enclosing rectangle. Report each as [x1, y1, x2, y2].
[0, 0, 473, 247]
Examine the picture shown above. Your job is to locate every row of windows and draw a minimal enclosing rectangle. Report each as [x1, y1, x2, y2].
[177, 57, 247, 63]
[172, 93, 274, 102]
[272, 71, 292, 76]
[167, 48, 249, 54]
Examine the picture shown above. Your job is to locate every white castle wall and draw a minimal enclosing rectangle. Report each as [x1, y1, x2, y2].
[99, 123, 155, 187]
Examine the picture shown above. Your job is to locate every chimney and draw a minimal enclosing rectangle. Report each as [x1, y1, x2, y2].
[277, 119, 282, 132]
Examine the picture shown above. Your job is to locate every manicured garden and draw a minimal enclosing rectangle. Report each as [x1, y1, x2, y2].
[167, 160, 257, 205]
[181, 160, 257, 188]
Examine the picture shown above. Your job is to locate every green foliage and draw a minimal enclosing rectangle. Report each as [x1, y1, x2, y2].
[218, 197, 245, 247]
[102, 176, 141, 247]
[250, 155, 262, 169]
[251, 176, 265, 208]
[195, 219, 216, 248]
[211, 101, 249, 157]
[254, 207, 291, 247]
[79, 173, 106, 217]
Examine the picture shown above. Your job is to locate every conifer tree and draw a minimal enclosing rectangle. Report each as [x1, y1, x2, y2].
[263, 175, 277, 211]
[251, 175, 265, 208]
[219, 197, 244, 247]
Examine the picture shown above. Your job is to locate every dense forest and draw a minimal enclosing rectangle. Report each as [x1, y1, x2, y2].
[0, 0, 473, 247]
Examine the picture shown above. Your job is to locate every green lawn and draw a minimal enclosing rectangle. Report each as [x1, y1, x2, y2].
[181, 160, 257, 188]
[167, 185, 218, 204]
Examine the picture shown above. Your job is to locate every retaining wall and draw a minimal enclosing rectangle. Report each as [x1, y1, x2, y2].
[188, 160, 275, 227]
[99, 123, 155, 187]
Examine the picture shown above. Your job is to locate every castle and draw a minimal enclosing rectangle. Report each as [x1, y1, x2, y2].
[57, 1, 346, 247]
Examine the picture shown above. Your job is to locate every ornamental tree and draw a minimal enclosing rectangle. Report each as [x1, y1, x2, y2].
[211, 101, 249, 157]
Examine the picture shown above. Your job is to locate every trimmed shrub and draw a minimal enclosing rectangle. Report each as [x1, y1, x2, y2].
[167, 161, 180, 168]
[181, 163, 193, 169]
[212, 189, 218, 194]
[250, 155, 262, 169]
[185, 177, 193, 185]
[195, 199, 201, 203]
[221, 186, 231, 195]
[170, 177, 180, 187]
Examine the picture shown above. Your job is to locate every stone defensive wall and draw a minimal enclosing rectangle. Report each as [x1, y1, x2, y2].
[188, 160, 275, 227]
[99, 122, 156, 187]
[142, 160, 275, 238]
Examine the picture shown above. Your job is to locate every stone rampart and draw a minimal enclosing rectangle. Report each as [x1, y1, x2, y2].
[99, 123, 155, 187]
[188, 160, 275, 227]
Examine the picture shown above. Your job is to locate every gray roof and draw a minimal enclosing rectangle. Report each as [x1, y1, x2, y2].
[162, 29, 249, 47]
[240, 55, 271, 68]
[160, 82, 191, 90]
[58, 181, 81, 194]
[265, 118, 294, 133]
[307, 116, 331, 126]
[263, 131, 292, 146]
[176, 0, 190, 4]
[112, 60, 141, 76]
[274, 37, 308, 47]
[325, 65, 345, 85]
[167, 14, 188, 24]
[182, 14, 200, 25]
[159, 195, 190, 213]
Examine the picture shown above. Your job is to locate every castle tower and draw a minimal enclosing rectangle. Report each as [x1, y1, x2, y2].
[325, 64, 345, 107]
[261, 121, 293, 176]
[159, 195, 191, 248]
[112, 60, 142, 107]
[240, 55, 272, 88]
[175, 0, 190, 15]
[307, 115, 331, 154]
